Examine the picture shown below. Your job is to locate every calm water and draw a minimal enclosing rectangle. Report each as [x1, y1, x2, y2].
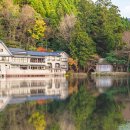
[0, 75, 130, 130]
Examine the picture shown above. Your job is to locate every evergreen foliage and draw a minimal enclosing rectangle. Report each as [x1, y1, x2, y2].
[0, 0, 130, 66]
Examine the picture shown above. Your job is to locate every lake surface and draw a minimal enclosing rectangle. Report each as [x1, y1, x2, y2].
[0, 75, 130, 130]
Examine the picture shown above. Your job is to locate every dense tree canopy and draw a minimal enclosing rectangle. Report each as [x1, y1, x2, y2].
[0, 0, 130, 67]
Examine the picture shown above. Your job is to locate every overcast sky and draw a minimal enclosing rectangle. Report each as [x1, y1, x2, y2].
[92, 0, 130, 18]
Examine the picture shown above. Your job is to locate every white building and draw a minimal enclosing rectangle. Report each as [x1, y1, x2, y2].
[96, 58, 113, 72]
[0, 41, 68, 77]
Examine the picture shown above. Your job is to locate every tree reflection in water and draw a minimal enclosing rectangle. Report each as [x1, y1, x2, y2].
[0, 76, 130, 130]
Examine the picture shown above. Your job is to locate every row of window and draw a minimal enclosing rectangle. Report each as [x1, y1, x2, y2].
[20, 65, 46, 70]
[30, 58, 45, 63]
[61, 58, 68, 62]
[0, 57, 9, 61]
[12, 58, 63, 63]
[11, 64, 61, 70]
[0, 57, 67, 63]
[47, 57, 60, 61]
[97, 65, 112, 69]
[11, 82, 65, 88]
[47, 58, 67, 62]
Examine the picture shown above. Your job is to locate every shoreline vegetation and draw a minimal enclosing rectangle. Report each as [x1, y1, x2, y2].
[66, 72, 88, 78]
[0, 0, 130, 72]
[66, 71, 130, 77]
[92, 72, 130, 76]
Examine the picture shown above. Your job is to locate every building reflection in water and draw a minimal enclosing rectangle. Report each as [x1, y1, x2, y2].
[92, 76, 130, 93]
[95, 76, 113, 93]
[90, 76, 113, 93]
[0, 77, 68, 111]
[96, 77, 113, 87]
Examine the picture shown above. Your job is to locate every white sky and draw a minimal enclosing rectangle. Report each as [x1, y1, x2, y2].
[92, 0, 130, 18]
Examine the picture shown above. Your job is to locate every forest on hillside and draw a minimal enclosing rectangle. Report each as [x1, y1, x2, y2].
[0, 0, 130, 68]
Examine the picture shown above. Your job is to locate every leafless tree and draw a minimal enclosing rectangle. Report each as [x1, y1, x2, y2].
[59, 14, 77, 42]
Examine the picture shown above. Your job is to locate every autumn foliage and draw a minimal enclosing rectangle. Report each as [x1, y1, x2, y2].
[68, 58, 78, 71]
[37, 47, 47, 52]
[29, 112, 46, 130]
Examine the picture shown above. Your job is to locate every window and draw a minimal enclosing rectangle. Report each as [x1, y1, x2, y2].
[38, 66, 45, 70]
[61, 58, 67, 62]
[20, 65, 28, 70]
[30, 58, 45, 63]
[11, 65, 19, 69]
[30, 58, 37, 63]
[31, 66, 38, 70]
[38, 89, 45, 94]
[0, 49, 3, 52]
[61, 65, 67, 69]
[55, 63, 60, 68]
[31, 81, 38, 87]
[48, 80, 52, 89]
[31, 66, 45, 70]
[31, 89, 37, 94]
[2, 57, 6, 61]
[20, 81, 28, 87]
[47, 63, 52, 68]
[55, 57, 60, 61]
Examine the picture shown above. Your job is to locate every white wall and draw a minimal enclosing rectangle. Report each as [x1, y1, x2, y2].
[96, 65, 113, 72]
[0, 42, 10, 56]
[59, 52, 68, 70]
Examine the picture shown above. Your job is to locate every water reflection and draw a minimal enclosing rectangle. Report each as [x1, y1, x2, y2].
[119, 123, 130, 130]
[92, 76, 130, 93]
[1, 76, 130, 111]
[92, 75, 130, 129]
[95, 76, 113, 87]
[1, 76, 130, 130]
[0, 77, 68, 111]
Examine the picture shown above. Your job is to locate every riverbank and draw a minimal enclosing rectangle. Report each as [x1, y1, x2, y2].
[66, 71, 130, 78]
[92, 72, 130, 76]
[66, 72, 87, 78]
